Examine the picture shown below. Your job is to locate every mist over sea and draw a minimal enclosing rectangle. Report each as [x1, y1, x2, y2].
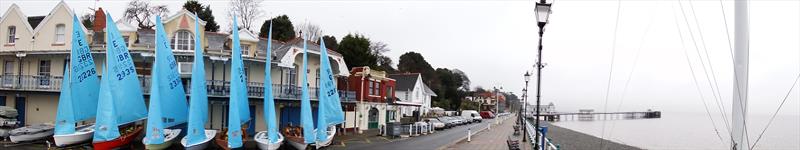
[551, 112, 800, 149]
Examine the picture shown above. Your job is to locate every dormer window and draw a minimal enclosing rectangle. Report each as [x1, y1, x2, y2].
[240, 44, 250, 56]
[7, 26, 15, 44]
[172, 30, 194, 51]
[54, 24, 65, 43]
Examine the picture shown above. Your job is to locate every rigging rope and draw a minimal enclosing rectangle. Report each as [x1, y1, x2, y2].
[599, 0, 623, 149]
[748, 73, 800, 150]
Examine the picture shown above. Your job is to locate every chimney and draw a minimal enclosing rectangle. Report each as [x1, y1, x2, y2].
[92, 7, 106, 31]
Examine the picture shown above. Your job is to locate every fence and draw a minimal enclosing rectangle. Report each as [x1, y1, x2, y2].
[525, 119, 559, 150]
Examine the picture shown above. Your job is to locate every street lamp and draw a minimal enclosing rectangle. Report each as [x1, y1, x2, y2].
[523, 71, 531, 142]
[534, 0, 552, 149]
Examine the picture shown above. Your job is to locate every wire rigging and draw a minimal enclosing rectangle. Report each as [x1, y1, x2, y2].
[599, 0, 623, 149]
[748, 73, 800, 150]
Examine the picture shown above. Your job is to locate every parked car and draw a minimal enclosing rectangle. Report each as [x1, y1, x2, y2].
[459, 116, 473, 124]
[480, 111, 495, 119]
[445, 116, 462, 125]
[437, 117, 455, 128]
[425, 118, 446, 130]
[462, 110, 483, 123]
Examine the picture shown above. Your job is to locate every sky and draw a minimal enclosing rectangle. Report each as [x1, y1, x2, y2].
[2, 0, 800, 118]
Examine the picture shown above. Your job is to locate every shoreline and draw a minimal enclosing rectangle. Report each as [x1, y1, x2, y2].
[541, 121, 642, 150]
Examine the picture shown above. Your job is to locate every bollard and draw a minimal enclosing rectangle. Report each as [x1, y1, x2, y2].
[467, 128, 472, 142]
[488, 122, 491, 129]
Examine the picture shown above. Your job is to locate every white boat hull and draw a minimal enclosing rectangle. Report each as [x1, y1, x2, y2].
[286, 126, 336, 150]
[254, 131, 284, 150]
[286, 139, 308, 150]
[10, 129, 54, 143]
[53, 124, 94, 147]
[180, 130, 217, 150]
[142, 129, 182, 150]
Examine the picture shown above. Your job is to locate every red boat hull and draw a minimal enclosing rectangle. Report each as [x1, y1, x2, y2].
[92, 126, 144, 150]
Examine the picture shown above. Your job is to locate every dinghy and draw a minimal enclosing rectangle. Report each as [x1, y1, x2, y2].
[254, 21, 284, 150]
[53, 14, 102, 147]
[214, 15, 252, 150]
[92, 12, 149, 150]
[9, 124, 54, 143]
[142, 15, 190, 150]
[180, 13, 218, 150]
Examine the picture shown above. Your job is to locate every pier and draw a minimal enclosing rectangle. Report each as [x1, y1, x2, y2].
[527, 111, 661, 122]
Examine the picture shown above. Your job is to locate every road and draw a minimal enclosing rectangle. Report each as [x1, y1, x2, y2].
[337, 118, 496, 150]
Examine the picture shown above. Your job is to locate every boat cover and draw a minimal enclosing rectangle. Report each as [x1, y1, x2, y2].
[0, 106, 18, 118]
[0, 117, 17, 127]
[9, 124, 54, 136]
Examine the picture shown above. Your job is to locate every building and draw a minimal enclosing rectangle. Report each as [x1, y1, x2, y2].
[0, 2, 354, 136]
[389, 73, 436, 117]
[473, 91, 505, 112]
[340, 66, 396, 133]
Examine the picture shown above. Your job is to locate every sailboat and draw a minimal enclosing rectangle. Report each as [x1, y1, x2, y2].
[92, 12, 149, 150]
[254, 21, 284, 150]
[312, 36, 345, 149]
[52, 14, 101, 147]
[142, 16, 190, 150]
[214, 15, 252, 150]
[180, 13, 217, 150]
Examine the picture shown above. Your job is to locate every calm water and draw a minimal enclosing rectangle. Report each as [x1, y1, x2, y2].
[552, 112, 800, 150]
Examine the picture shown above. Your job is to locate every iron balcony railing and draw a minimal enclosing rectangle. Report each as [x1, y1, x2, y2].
[0, 75, 356, 101]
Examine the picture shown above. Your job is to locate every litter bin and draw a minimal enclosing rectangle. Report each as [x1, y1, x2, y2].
[386, 122, 401, 138]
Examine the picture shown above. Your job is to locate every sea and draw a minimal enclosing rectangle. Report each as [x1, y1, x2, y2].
[551, 112, 800, 150]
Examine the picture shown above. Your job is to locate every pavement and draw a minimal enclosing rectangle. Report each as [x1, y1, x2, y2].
[328, 117, 500, 150]
[444, 114, 530, 150]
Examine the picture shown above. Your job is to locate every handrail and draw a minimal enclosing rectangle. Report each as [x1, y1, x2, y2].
[525, 119, 559, 150]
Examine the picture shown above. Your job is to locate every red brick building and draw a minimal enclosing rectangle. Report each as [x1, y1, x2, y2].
[338, 66, 397, 132]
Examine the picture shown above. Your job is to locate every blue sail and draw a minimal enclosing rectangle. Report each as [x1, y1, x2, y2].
[227, 15, 244, 148]
[104, 13, 147, 125]
[300, 35, 315, 144]
[318, 37, 345, 126]
[94, 64, 121, 141]
[230, 17, 250, 125]
[186, 13, 209, 146]
[145, 16, 190, 144]
[263, 21, 280, 143]
[56, 15, 101, 135]
[55, 66, 75, 135]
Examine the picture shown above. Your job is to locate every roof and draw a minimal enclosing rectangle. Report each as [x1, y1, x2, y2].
[0, 4, 35, 34]
[389, 73, 420, 91]
[230, 29, 259, 42]
[163, 9, 206, 25]
[26, 16, 45, 30]
[423, 84, 437, 96]
[30, 1, 89, 36]
[115, 20, 137, 32]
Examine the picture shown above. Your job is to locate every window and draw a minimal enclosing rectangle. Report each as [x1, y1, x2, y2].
[386, 87, 393, 99]
[368, 80, 374, 95]
[3, 61, 13, 87]
[54, 24, 65, 43]
[122, 36, 130, 46]
[172, 30, 194, 51]
[240, 44, 250, 56]
[374, 81, 380, 96]
[178, 62, 192, 74]
[315, 68, 320, 88]
[38, 60, 51, 86]
[7, 26, 16, 44]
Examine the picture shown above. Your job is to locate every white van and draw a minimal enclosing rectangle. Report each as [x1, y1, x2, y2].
[461, 110, 482, 123]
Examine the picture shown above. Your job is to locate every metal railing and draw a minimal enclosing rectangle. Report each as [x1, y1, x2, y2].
[0, 75, 356, 101]
[525, 119, 559, 150]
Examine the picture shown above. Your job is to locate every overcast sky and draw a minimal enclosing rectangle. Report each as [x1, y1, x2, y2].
[2, 0, 800, 116]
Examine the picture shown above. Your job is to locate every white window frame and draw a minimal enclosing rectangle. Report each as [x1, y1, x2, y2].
[7, 26, 16, 44]
[3, 61, 13, 87]
[38, 60, 51, 87]
[172, 30, 194, 51]
[240, 44, 250, 56]
[54, 24, 65, 44]
[178, 62, 192, 74]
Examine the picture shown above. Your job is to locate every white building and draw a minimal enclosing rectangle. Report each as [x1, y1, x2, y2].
[389, 73, 436, 117]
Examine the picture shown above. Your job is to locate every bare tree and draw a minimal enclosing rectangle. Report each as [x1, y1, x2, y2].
[295, 22, 323, 42]
[123, 0, 169, 29]
[227, 0, 263, 32]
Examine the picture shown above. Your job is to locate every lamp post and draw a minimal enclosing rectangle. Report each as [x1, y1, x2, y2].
[534, 0, 552, 149]
[493, 86, 503, 113]
[523, 71, 531, 142]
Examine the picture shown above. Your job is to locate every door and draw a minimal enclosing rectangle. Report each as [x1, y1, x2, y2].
[0, 96, 5, 106]
[247, 105, 256, 136]
[368, 107, 378, 129]
[15, 97, 25, 126]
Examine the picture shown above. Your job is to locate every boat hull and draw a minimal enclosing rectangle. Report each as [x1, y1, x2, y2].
[311, 126, 336, 149]
[285, 138, 308, 150]
[92, 126, 143, 150]
[53, 124, 95, 147]
[180, 130, 217, 150]
[254, 131, 284, 150]
[143, 129, 181, 150]
[285, 126, 336, 150]
[214, 128, 248, 150]
[9, 124, 55, 143]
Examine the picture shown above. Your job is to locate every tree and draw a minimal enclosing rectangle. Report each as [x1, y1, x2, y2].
[322, 35, 338, 51]
[336, 34, 376, 69]
[370, 41, 395, 73]
[227, 0, 263, 32]
[183, 0, 220, 32]
[80, 12, 93, 29]
[123, 0, 169, 29]
[260, 15, 295, 41]
[398, 52, 437, 84]
[295, 22, 323, 42]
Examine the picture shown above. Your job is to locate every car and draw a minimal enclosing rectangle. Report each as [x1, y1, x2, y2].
[480, 111, 495, 119]
[425, 118, 446, 130]
[437, 117, 456, 128]
[449, 116, 464, 125]
[462, 110, 483, 123]
[458, 116, 472, 124]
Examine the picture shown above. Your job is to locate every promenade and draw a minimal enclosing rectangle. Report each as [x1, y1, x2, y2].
[444, 114, 530, 150]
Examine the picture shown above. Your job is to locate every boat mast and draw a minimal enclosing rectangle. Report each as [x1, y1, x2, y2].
[732, 0, 748, 149]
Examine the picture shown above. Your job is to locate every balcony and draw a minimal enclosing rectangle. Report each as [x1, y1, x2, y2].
[0, 75, 356, 102]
